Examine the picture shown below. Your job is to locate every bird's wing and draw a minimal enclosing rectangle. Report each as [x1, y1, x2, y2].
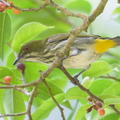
[47, 33, 70, 43]
[47, 33, 100, 44]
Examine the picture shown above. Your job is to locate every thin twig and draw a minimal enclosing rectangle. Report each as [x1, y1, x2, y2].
[63, 0, 108, 57]
[27, 86, 38, 120]
[50, 0, 86, 19]
[43, 79, 65, 120]
[100, 76, 120, 82]
[10, 2, 49, 12]
[0, 0, 118, 119]
[59, 66, 120, 114]
[0, 81, 30, 95]
[59, 66, 103, 102]
[0, 112, 26, 118]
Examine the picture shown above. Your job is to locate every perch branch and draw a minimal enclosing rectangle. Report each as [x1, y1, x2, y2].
[43, 79, 65, 120]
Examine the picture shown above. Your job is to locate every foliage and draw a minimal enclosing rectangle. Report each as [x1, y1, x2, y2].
[0, 0, 120, 120]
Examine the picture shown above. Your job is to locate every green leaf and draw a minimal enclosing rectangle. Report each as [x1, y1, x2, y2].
[4, 89, 25, 120]
[0, 12, 11, 60]
[32, 93, 65, 120]
[108, 47, 120, 58]
[37, 80, 64, 100]
[24, 62, 48, 83]
[74, 104, 91, 120]
[111, 7, 120, 23]
[66, 87, 87, 100]
[0, 66, 13, 79]
[104, 98, 120, 106]
[61, 100, 72, 110]
[112, 7, 120, 14]
[66, 0, 91, 13]
[48, 68, 69, 89]
[90, 79, 113, 95]
[12, 22, 51, 51]
[83, 61, 113, 78]
[99, 94, 120, 100]
[0, 89, 6, 119]
[99, 113, 120, 120]
[101, 82, 120, 96]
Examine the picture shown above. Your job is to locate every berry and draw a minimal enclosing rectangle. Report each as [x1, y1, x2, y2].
[87, 96, 93, 102]
[7, 1, 13, 9]
[4, 76, 11, 84]
[98, 109, 105, 115]
[86, 106, 92, 113]
[17, 63, 25, 72]
[0, 2, 6, 12]
[13, 8, 20, 14]
[93, 102, 102, 110]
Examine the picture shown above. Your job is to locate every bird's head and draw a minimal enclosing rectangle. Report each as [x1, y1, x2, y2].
[13, 39, 47, 65]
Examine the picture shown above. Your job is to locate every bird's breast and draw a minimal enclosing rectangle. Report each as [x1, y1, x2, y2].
[62, 49, 102, 69]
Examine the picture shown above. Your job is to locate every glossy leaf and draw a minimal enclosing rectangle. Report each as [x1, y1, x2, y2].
[0, 89, 6, 118]
[99, 113, 120, 120]
[66, 87, 87, 100]
[112, 7, 120, 14]
[66, 0, 91, 13]
[4, 89, 25, 120]
[37, 80, 64, 100]
[99, 94, 120, 100]
[32, 93, 65, 120]
[74, 104, 91, 120]
[83, 61, 113, 78]
[0, 66, 13, 79]
[90, 79, 113, 95]
[12, 22, 51, 51]
[104, 98, 120, 105]
[0, 12, 11, 60]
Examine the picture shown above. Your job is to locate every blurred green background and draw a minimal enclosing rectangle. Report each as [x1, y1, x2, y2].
[0, 0, 120, 120]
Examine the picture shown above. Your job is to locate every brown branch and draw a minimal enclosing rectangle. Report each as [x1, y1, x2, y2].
[1, 0, 117, 119]
[59, 66, 120, 114]
[0, 82, 30, 95]
[63, 0, 108, 56]
[0, 81, 37, 89]
[26, 86, 38, 120]
[50, 0, 86, 19]
[100, 76, 120, 82]
[0, 112, 26, 118]
[59, 66, 103, 102]
[10, 2, 49, 12]
[43, 79, 65, 120]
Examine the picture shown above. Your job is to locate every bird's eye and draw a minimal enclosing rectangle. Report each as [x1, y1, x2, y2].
[24, 47, 29, 51]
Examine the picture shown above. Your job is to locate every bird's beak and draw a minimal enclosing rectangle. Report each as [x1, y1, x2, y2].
[13, 55, 21, 65]
[13, 52, 25, 65]
[13, 57, 19, 65]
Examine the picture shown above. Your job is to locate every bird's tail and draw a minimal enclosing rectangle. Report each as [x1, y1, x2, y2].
[112, 36, 120, 46]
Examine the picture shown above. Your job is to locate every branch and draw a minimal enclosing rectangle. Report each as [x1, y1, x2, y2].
[0, 82, 30, 95]
[50, 0, 86, 19]
[63, 0, 108, 56]
[0, 112, 26, 118]
[59, 66, 120, 114]
[59, 66, 103, 102]
[26, 86, 38, 120]
[10, 2, 49, 12]
[100, 75, 120, 82]
[43, 79, 65, 120]
[0, 0, 114, 119]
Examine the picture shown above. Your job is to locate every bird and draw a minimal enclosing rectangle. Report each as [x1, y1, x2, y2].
[13, 33, 120, 70]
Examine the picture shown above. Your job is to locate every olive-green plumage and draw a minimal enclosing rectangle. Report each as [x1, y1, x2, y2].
[13, 33, 120, 69]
